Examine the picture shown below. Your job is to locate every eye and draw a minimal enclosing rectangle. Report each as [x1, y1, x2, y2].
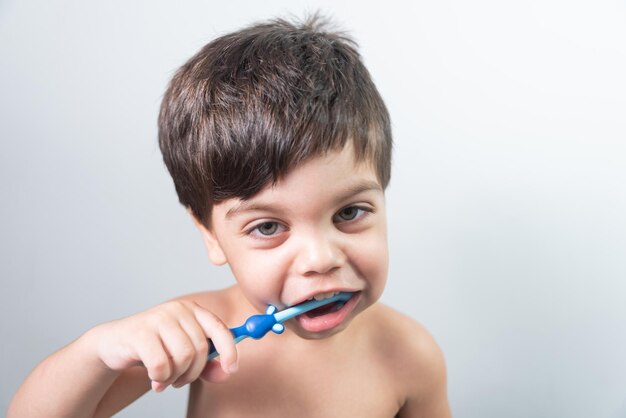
[255, 222, 279, 236]
[246, 221, 286, 239]
[333, 206, 371, 223]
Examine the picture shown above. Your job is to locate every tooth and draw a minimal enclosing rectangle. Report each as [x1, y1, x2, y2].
[313, 292, 337, 301]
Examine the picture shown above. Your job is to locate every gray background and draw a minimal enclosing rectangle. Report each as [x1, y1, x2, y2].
[2, 1, 625, 417]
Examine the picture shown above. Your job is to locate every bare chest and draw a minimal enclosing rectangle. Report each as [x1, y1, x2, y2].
[187, 349, 402, 417]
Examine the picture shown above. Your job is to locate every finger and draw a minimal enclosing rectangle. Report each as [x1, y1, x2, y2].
[152, 380, 167, 392]
[191, 304, 238, 375]
[199, 359, 232, 383]
[135, 333, 172, 391]
[157, 318, 197, 386]
[171, 317, 210, 387]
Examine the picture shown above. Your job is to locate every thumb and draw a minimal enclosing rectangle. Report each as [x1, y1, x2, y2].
[199, 360, 233, 384]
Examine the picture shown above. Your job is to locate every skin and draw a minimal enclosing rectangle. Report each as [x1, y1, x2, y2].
[8, 145, 451, 417]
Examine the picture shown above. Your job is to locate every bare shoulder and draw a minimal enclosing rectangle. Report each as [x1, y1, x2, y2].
[175, 286, 229, 303]
[366, 304, 446, 381]
[174, 286, 239, 321]
[365, 303, 451, 417]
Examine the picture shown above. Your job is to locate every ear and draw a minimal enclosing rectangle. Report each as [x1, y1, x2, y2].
[189, 210, 227, 266]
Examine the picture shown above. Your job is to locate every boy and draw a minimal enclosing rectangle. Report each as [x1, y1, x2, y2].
[9, 15, 450, 417]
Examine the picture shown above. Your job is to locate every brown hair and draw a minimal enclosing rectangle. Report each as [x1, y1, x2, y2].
[158, 14, 392, 227]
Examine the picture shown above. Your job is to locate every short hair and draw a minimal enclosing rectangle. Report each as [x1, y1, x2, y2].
[158, 14, 392, 227]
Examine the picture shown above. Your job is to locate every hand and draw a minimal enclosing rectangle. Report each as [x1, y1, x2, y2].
[90, 300, 238, 391]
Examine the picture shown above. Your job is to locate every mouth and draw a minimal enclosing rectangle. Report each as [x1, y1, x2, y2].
[292, 291, 360, 333]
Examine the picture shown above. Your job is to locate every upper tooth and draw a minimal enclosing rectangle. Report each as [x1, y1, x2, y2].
[313, 292, 338, 301]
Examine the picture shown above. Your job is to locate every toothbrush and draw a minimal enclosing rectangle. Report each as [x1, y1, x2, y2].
[207, 292, 353, 360]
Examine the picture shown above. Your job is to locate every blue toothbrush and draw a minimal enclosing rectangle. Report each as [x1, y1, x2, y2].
[207, 292, 353, 360]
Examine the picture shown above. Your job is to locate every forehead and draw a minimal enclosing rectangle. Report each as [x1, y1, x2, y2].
[214, 146, 382, 220]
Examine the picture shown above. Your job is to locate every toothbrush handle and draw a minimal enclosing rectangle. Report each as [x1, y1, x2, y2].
[207, 311, 284, 360]
[207, 332, 247, 361]
[206, 295, 352, 360]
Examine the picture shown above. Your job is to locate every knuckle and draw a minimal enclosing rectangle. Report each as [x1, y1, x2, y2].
[170, 299, 191, 311]
[170, 300, 187, 310]
[178, 344, 195, 362]
[147, 309, 168, 325]
[156, 301, 182, 317]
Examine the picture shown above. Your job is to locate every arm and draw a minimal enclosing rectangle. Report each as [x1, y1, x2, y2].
[397, 336, 451, 418]
[8, 329, 129, 418]
[8, 299, 239, 418]
[389, 316, 451, 418]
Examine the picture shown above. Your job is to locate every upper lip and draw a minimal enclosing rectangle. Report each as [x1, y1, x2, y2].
[288, 288, 360, 307]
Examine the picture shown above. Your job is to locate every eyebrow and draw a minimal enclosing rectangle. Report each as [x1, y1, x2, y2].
[335, 180, 383, 202]
[225, 179, 382, 220]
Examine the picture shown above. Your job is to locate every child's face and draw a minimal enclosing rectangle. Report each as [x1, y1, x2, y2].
[201, 144, 388, 339]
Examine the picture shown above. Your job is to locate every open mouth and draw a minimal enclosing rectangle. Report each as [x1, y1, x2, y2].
[302, 298, 347, 318]
[294, 291, 360, 333]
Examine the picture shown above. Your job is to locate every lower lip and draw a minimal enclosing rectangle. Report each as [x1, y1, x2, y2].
[295, 292, 360, 333]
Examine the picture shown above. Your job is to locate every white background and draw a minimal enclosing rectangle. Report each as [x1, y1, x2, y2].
[1, 1, 625, 416]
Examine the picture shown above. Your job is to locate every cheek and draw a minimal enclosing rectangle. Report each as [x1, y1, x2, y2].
[353, 228, 389, 286]
[226, 247, 289, 304]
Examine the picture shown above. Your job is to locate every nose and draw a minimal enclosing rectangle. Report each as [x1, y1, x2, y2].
[294, 228, 346, 277]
